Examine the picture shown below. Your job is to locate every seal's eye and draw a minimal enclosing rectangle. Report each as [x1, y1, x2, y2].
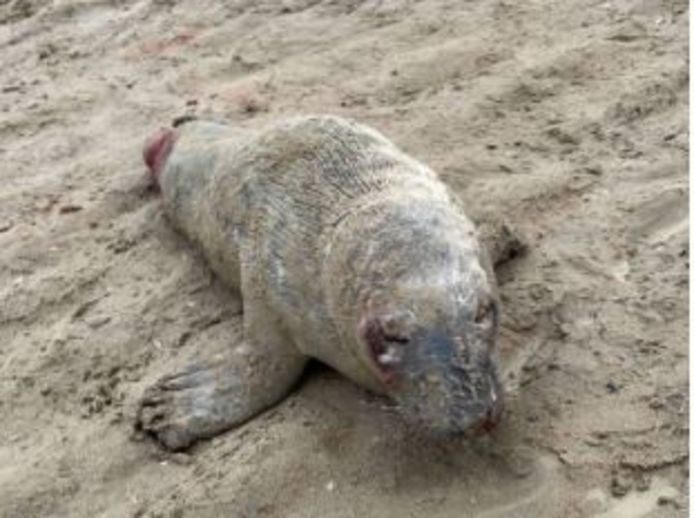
[380, 313, 411, 344]
[382, 332, 409, 344]
[474, 301, 494, 324]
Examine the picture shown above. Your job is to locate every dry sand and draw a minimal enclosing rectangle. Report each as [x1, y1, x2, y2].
[0, 0, 689, 517]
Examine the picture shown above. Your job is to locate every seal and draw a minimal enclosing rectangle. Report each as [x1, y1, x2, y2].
[136, 115, 513, 451]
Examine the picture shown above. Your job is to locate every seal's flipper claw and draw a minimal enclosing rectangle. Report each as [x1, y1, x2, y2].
[136, 344, 306, 451]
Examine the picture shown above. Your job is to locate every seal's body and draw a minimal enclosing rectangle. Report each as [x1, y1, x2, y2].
[138, 116, 504, 450]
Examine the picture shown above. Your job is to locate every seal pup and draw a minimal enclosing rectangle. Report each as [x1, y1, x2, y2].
[137, 115, 509, 451]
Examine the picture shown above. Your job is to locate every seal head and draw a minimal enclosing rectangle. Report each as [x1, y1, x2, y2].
[359, 287, 502, 434]
[347, 205, 503, 435]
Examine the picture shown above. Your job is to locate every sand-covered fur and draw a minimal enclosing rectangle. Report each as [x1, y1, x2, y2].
[137, 116, 505, 450]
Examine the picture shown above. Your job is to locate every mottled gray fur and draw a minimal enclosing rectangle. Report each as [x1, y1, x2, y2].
[137, 116, 504, 450]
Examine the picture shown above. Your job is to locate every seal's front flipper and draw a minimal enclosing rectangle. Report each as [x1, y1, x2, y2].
[136, 337, 306, 451]
[477, 218, 527, 268]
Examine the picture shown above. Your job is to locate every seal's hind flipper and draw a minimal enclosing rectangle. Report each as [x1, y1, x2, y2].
[477, 219, 527, 268]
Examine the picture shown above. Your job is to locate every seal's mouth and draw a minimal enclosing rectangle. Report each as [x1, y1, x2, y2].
[472, 385, 503, 434]
[143, 127, 177, 187]
[394, 373, 504, 438]
[364, 324, 504, 436]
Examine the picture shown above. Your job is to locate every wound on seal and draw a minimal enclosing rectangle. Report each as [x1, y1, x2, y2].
[362, 316, 409, 384]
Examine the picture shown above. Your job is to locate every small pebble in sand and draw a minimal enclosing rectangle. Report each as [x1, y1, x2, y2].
[86, 315, 111, 329]
[59, 204, 83, 214]
[610, 471, 632, 497]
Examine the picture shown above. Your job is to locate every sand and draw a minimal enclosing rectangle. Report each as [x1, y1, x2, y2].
[0, 0, 688, 517]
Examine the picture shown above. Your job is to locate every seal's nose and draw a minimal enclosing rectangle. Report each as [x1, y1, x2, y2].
[468, 376, 504, 435]
[481, 408, 501, 432]
[480, 392, 504, 433]
[143, 128, 175, 173]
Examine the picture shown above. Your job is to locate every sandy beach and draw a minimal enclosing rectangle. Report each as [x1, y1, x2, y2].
[0, 0, 688, 516]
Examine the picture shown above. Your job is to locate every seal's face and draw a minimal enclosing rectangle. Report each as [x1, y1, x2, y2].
[357, 255, 503, 435]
